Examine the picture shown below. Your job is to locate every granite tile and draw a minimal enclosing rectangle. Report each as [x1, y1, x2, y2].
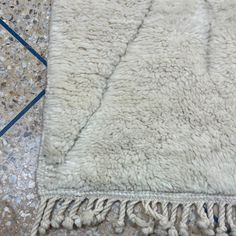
[0, 0, 49, 235]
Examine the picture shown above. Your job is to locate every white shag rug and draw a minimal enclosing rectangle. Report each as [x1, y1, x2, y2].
[32, 0, 236, 235]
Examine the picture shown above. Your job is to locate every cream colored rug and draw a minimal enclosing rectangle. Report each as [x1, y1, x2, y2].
[32, 0, 236, 235]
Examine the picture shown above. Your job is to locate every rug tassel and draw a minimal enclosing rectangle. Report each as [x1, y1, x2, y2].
[96, 199, 116, 223]
[168, 203, 178, 236]
[38, 197, 58, 235]
[31, 196, 236, 236]
[113, 200, 128, 234]
[179, 203, 191, 236]
[31, 198, 48, 236]
[226, 204, 236, 236]
[127, 201, 154, 235]
[216, 203, 228, 236]
[196, 202, 215, 236]
[62, 198, 84, 229]
[80, 197, 100, 226]
[207, 202, 215, 231]
[50, 198, 72, 228]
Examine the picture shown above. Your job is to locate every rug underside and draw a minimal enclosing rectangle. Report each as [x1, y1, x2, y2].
[32, 0, 236, 235]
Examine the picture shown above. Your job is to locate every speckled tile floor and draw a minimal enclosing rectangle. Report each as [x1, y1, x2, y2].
[0, 1, 49, 235]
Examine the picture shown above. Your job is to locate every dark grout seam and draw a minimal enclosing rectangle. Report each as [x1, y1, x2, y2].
[0, 18, 47, 137]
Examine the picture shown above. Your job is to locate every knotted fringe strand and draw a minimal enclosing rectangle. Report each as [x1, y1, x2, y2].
[31, 196, 236, 236]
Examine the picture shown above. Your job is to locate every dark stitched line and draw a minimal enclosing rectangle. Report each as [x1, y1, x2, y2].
[0, 18, 47, 66]
[204, 0, 213, 73]
[64, 0, 154, 159]
[0, 19, 47, 137]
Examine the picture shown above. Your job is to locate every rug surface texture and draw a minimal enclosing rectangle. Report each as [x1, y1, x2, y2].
[32, 0, 236, 235]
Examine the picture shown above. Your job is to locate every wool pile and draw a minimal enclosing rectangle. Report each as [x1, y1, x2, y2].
[32, 0, 236, 235]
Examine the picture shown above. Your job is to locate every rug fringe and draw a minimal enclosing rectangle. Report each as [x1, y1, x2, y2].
[31, 196, 236, 235]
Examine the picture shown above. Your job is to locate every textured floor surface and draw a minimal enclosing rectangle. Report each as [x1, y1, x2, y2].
[0, 1, 140, 235]
[0, 1, 49, 235]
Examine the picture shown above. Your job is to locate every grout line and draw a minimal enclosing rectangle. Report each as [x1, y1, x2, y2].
[0, 18, 47, 66]
[0, 18, 47, 137]
[0, 90, 46, 137]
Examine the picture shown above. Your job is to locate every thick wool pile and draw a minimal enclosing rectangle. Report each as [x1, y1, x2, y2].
[32, 0, 236, 235]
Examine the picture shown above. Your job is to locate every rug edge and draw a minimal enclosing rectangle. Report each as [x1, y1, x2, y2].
[31, 194, 236, 236]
